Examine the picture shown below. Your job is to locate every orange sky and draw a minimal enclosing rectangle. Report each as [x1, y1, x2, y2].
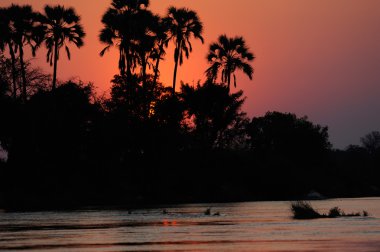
[1, 0, 380, 148]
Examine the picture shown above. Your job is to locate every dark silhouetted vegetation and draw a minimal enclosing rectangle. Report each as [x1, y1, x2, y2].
[6, 5, 44, 102]
[164, 6, 204, 95]
[0, 1, 378, 210]
[206, 35, 254, 92]
[40, 5, 85, 90]
[291, 201, 321, 219]
[291, 201, 369, 219]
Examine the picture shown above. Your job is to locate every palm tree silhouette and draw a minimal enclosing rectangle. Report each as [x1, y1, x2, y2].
[152, 18, 169, 88]
[99, 0, 149, 78]
[0, 7, 18, 99]
[7, 4, 43, 102]
[206, 35, 254, 92]
[41, 5, 85, 90]
[164, 7, 204, 95]
[132, 10, 160, 117]
[133, 11, 159, 89]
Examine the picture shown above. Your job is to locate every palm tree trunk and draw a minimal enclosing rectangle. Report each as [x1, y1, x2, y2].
[119, 49, 125, 75]
[153, 58, 160, 86]
[8, 44, 17, 100]
[126, 56, 131, 79]
[19, 45, 27, 102]
[125, 49, 132, 111]
[125, 44, 131, 81]
[172, 42, 181, 96]
[153, 46, 162, 87]
[141, 55, 147, 91]
[125, 47, 133, 111]
[52, 40, 59, 90]
[141, 55, 149, 119]
[227, 72, 231, 92]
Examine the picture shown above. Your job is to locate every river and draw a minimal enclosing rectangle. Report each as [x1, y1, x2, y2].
[0, 197, 379, 251]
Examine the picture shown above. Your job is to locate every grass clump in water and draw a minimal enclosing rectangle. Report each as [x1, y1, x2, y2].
[291, 201, 322, 219]
[328, 206, 344, 218]
[291, 201, 369, 219]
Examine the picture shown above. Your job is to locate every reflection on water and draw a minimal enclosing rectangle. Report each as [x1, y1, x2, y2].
[0, 198, 380, 251]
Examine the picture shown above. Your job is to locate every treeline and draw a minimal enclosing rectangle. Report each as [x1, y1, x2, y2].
[0, 78, 378, 209]
[0, 79, 379, 208]
[0, 1, 379, 209]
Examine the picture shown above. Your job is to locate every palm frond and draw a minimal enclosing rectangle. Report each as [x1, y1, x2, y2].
[65, 45, 71, 60]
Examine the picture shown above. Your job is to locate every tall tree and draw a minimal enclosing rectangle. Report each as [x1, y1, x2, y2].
[0, 7, 18, 99]
[8, 4, 43, 102]
[132, 11, 159, 90]
[164, 7, 204, 95]
[99, 0, 149, 78]
[206, 35, 254, 92]
[152, 18, 169, 88]
[41, 5, 85, 90]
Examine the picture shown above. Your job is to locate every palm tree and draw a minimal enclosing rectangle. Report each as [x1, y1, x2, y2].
[205, 35, 254, 92]
[164, 7, 204, 95]
[8, 4, 43, 102]
[99, 0, 149, 78]
[152, 18, 169, 88]
[133, 11, 159, 89]
[41, 5, 85, 90]
[0, 7, 18, 99]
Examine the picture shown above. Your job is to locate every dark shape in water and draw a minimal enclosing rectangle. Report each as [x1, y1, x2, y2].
[290, 201, 369, 219]
[291, 201, 321, 219]
[204, 208, 211, 215]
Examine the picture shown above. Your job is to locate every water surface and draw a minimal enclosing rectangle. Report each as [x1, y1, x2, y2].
[0, 197, 379, 251]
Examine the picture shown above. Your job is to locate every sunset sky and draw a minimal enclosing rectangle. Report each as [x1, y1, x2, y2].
[1, 0, 380, 149]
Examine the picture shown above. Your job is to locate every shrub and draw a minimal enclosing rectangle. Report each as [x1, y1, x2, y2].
[291, 201, 322, 219]
[291, 201, 370, 219]
[328, 207, 344, 218]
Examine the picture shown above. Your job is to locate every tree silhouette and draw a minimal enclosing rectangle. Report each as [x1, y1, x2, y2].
[0, 54, 10, 96]
[152, 18, 169, 88]
[99, 0, 149, 78]
[40, 5, 85, 90]
[361, 131, 380, 155]
[7, 4, 43, 102]
[0, 54, 51, 99]
[164, 7, 204, 95]
[132, 11, 159, 90]
[133, 12, 161, 117]
[248, 112, 331, 161]
[181, 81, 246, 149]
[206, 35, 254, 92]
[0, 7, 18, 99]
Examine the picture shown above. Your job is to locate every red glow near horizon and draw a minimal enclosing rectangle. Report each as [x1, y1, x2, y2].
[1, 0, 380, 148]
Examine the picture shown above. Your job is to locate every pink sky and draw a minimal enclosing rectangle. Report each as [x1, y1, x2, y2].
[1, 0, 380, 148]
